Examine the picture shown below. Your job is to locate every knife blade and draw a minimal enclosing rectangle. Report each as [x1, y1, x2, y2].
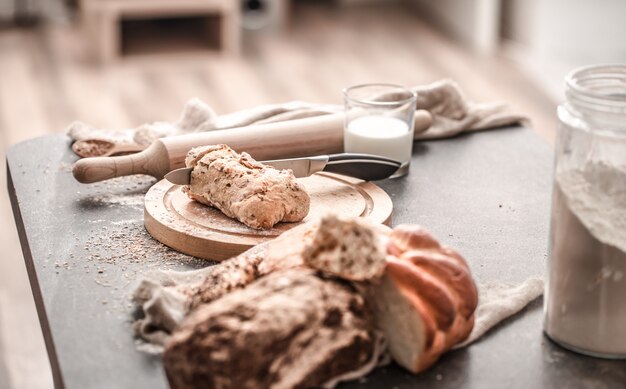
[164, 153, 402, 185]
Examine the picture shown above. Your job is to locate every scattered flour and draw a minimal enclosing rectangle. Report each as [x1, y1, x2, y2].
[87, 193, 144, 208]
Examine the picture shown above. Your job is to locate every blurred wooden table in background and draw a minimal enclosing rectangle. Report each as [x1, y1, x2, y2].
[80, 0, 242, 62]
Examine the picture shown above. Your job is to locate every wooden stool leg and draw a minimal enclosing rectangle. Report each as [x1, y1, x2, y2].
[96, 10, 119, 63]
[221, 5, 240, 56]
[276, 0, 290, 30]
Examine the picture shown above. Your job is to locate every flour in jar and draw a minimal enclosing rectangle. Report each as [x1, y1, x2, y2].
[545, 160, 626, 356]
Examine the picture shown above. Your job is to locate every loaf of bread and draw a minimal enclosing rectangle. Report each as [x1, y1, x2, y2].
[164, 269, 384, 389]
[164, 216, 477, 387]
[183, 144, 310, 229]
[186, 222, 317, 310]
[369, 224, 478, 373]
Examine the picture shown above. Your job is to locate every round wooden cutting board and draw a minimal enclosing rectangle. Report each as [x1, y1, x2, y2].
[144, 172, 393, 261]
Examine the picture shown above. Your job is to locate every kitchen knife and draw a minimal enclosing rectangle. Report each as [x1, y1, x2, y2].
[165, 153, 402, 185]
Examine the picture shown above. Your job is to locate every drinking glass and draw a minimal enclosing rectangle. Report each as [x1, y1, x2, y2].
[343, 83, 417, 178]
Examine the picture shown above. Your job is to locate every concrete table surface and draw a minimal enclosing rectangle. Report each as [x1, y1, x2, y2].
[7, 127, 626, 388]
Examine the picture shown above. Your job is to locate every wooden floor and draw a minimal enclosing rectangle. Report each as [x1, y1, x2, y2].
[0, 1, 557, 388]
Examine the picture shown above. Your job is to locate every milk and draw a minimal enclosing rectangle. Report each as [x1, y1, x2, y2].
[344, 116, 413, 164]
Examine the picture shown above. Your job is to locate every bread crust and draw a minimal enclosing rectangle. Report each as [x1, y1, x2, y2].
[184, 144, 310, 229]
[164, 270, 384, 389]
[187, 222, 318, 310]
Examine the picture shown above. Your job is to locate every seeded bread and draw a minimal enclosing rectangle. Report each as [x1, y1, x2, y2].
[184, 144, 310, 229]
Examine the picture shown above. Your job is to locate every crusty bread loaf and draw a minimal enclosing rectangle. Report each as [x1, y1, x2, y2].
[369, 224, 478, 373]
[186, 216, 391, 310]
[187, 222, 317, 310]
[166, 217, 477, 386]
[183, 144, 310, 229]
[164, 270, 384, 389]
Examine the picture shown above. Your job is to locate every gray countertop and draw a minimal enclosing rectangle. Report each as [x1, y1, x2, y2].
[7, 127, 626, 389]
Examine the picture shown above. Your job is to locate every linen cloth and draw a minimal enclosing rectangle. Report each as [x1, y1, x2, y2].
[67, 79, 527, 151]
[133, 264, 543, 354]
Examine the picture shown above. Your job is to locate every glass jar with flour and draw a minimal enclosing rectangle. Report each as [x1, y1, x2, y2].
[544, 64, 626, 358]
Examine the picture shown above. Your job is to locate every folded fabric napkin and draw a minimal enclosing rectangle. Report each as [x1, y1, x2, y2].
[132, 264, 543, 354]
[454, 277, 544, 348]
[67, 79, 527, 154]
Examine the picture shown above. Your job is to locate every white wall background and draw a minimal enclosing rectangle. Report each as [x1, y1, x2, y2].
[502, 0, 626, 98]
[532, 0, 626, 64]
[410, 0, 626, 99]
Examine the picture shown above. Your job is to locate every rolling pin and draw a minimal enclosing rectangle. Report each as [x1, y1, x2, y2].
[72, 110, 432, 183]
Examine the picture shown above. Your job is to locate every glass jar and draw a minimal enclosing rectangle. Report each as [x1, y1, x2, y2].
[544, 64, 626, 358]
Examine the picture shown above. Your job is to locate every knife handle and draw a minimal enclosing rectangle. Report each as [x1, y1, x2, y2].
[324, 153, 401, 181]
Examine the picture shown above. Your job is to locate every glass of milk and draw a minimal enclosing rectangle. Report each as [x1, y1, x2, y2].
[343, 83, 417, 178]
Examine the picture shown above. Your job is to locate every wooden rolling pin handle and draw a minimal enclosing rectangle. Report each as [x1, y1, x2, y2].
[72, 142, 170, 183]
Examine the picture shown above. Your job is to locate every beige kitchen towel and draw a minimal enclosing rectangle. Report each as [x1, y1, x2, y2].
[132, 264, 544, 354]
[454, 277, 544, 349]
[67, 79, 527, 154]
